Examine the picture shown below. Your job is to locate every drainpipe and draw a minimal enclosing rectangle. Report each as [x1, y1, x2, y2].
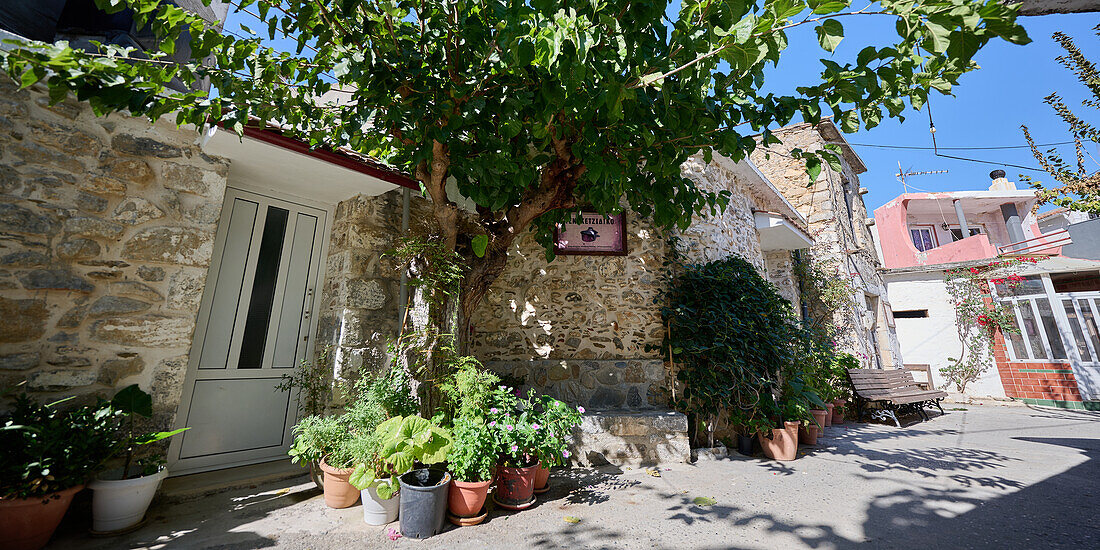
[398, 188, 410, 325]
[953, 199, 970, 238]
[1001, 203, 1026, 244]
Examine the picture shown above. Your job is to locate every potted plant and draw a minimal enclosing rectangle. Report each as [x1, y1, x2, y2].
[1, 394, 120, 550]
[527, 394, 583, 493]
[374, 415, 452, 539]
[348, 433, 400, 525]
[444, 416, 496, 525]
[488, 391, 540, 510]
[88, 385, 188, 534]
[828, 354, 858, 424]
[289, 415, 359, 508]
[757, 395, 800, 462]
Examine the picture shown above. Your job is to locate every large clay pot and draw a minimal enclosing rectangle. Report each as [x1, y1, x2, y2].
[534, 465, 551, 490]
[399, 469, 451, 539]
[810, 409, 829, 432]
[493, 460, 539, 510]
[824, 403, 834, 427]
[0, 485, 83, 550]
[361, 484, 400, 525]
[798, 422, 820, 446]
[319, 461, 359, 509]
[758, 421, 799, 461]
[832, 399, 847, 424]
[447, 478, 492, 518]
[89, 467, 168, 533]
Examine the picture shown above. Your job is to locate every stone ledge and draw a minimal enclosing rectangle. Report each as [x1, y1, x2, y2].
[569, 409, 690, 468]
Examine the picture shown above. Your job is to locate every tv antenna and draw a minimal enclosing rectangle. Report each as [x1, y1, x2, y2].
[897, 161, 948, 193]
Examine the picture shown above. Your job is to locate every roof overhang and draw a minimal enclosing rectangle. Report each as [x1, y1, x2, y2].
[755, 211, 814, 251]
[203, 125, 418, 205]
[710, 153, 809, 229]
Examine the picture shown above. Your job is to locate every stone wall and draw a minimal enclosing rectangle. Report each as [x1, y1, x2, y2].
[764, 250, 800, 311]
[751, 122, 903, 367]
[318, 190, 406, 387]
[471, 154, 783, 410]
[0, 80, 227, 427]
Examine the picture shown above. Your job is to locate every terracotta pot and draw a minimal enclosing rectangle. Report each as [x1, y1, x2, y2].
[824, 403, 834, 427]
[0, 485, 83, 550]
[832, 399, 847, 424]
[493, 460, 539, 510]
[798, 422, 820, 446]
[447, 478, 492, 519]
[319, 461, 359, 509]
[758, 421, 799, 461]
[534, 465, 551, 490]
[810, 409, 829, 432]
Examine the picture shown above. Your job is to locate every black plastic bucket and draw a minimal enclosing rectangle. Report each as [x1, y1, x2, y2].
[398, 468, 451, 538]
[737, 434, 754, 456]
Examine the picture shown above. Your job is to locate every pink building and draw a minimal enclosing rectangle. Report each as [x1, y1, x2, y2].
[874, 171, 1100, 409]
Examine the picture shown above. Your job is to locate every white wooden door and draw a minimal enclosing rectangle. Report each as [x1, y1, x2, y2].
[169, 188, 327, 475]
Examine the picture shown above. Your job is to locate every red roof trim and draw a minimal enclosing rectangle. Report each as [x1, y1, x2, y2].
[238, 125, 419, 191]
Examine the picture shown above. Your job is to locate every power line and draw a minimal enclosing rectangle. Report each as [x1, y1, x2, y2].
[833, 140, 1077, 151]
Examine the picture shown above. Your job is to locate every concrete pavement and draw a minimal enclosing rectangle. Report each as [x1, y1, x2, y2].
[50, 404, 1100, 549]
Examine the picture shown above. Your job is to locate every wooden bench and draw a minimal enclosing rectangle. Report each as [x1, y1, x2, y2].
[846, 368, 948, 427]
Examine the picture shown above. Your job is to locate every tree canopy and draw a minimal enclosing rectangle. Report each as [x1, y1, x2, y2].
[1, 0, 1031, 321]
[1022, 25, 1100, 215]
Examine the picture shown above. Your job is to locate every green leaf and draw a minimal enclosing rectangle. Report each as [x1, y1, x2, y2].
[112, 384, 153, 417]
[808, 0, 849, 15]
[471, 234, 488, 258]
[134, 427, 189, 445]
[349, 463, 376, 490]
[816, 20, 844, 53]
[693, 496, 717, 506]
[805, 156, 822, 182]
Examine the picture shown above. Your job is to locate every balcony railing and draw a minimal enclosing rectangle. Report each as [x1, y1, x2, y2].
[998, 229, 1072, 255]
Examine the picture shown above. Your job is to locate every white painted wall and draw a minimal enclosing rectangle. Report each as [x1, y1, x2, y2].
[885, 271, 1007, 398]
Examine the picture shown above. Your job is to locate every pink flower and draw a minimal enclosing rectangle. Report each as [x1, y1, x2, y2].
[490, 408, 499, 414]
[562, 450, 571, 458]
[507, 424, 514, 431]
[511, 445, 519, 452]
[387, 527, 402, 541]
[532, 423, 541, 430]
[577, 406, 586, 413]
[489, 421, 497, 427]
[549, 431, 555, 437]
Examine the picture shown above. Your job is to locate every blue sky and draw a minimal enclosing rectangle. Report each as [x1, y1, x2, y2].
[759, 12, 1100, 212]
[224, 8, 1099, 212]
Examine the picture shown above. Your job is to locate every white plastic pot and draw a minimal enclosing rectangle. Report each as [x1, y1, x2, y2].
[88, 467, 168, 533]
[361, 485, 400, 525]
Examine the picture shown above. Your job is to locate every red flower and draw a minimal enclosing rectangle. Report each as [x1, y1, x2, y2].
[970, 267, 980, 274]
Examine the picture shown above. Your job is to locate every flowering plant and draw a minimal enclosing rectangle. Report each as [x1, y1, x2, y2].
[527, 394, 584, 467]
[485, 386, 540, 467]
[942, 256, 1041, 392]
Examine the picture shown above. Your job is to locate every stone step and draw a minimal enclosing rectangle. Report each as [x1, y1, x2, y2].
[570, 409, 690, 467]
[160, 459, 310, 503]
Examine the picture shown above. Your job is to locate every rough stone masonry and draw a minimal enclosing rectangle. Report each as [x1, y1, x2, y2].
[0, 78, 227, 429]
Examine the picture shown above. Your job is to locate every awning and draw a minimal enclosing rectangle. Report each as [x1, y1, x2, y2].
[755, 212, 814, 251]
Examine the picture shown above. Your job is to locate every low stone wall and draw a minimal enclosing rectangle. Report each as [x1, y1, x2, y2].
[0, 79, 227, 427]
[569, 410, 690, 467]
[484, 359, 665, 410]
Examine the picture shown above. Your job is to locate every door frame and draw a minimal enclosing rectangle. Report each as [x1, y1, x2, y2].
[168, 185, 334, 476]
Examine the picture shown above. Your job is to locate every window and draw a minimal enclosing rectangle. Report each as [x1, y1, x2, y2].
[949, 226, 983, 242]
[910, 227, 936, 252]
[995, 275, 1045, 297]
[1051, 271, 1100, 293]
[893, 309, 929, 318]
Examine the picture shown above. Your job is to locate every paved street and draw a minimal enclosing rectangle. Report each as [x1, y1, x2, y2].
[51, 404, 1100, 549]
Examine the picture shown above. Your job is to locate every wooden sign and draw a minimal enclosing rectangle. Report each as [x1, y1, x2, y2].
[553, 212, 627, 256]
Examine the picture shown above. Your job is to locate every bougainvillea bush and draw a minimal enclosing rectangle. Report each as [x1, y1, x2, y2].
[942, 257, 1041, 392]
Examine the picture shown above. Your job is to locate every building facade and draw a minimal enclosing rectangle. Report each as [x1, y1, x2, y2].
[873, 171, 1100, 407]
[751, 121, 904, 371]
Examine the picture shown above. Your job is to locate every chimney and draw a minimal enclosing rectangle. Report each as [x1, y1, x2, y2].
[988, 169, 1017, 191]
